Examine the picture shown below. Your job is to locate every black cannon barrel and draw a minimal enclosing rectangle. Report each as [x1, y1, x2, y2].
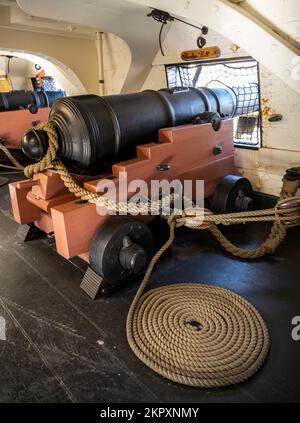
[22, 87, 241, 174]
[0, 90, 66, 113]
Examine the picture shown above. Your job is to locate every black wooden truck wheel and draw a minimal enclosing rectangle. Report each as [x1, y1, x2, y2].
[89, 217, 154, 288]
[211, 175, 254, 213]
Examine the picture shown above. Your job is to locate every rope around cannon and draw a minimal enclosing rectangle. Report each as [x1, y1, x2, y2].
[24, 122, 300, 259]
[23, 122, 300, 387]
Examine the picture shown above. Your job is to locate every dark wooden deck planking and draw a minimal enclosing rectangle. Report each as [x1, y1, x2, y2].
[0, 179, 299, 403]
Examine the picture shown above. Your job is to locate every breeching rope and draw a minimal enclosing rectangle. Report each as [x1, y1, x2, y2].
[24, 122, 300, 387]
[24, 123, 300, 260]
[0, 142, 24, 171]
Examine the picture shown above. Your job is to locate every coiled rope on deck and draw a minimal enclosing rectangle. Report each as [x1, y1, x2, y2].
[126, 215, 270, 387]
[128, 283, 270, 387]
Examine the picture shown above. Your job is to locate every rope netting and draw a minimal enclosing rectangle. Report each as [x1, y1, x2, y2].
[166, 59, 261, 147]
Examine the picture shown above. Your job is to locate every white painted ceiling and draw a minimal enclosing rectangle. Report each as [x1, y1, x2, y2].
[14, 0, 165, 92]
[2, 0, 299, 93]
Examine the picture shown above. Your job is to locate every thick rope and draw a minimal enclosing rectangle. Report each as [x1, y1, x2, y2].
[207, 179, 299, 259]
[23, 122, 58, 178]
[0, 142, 24, 170]
[23, 123, 300, 259]
[126, 216, 270, 387]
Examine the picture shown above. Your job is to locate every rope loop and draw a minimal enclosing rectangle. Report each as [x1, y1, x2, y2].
[24, 122, 59, 178]
[180, 207, 214, 229]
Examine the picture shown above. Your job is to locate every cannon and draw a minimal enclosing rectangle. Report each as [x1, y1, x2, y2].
[10, 87, 257, 298]
[21, 86, 247, 172]
[0, 89, 65, 149]
[0, 89, 66, 113]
